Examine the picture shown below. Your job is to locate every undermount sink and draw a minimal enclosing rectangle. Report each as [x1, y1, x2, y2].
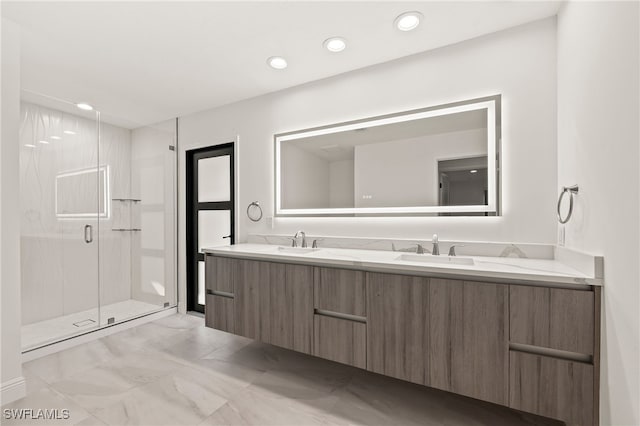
[396, 253, 475, 266]
[277, 246, 322, 254]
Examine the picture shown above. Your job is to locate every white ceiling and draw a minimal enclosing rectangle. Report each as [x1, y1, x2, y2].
[2, 1, 562, 129]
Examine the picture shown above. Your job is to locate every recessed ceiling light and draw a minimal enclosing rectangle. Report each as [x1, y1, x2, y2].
[267, 56, 288, 70]
[63, 130, 76, 135]
[24, 144, 36, 148]
[470, 169, 478, 174]
[323, 37, 346, 53]
[38, 140, 49, 144]
[76, 102, 94, 111]
[50, 136, 61, 140]
[394, 11, 423, 32]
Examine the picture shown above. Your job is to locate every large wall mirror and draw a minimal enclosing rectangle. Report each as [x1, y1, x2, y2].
[275, 95, 501, 216]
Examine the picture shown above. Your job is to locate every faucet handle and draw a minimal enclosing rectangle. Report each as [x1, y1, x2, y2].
[290, 238, 297, 248]
[312, 239, 323, 249]
[448, 244, 465, 256]
[432, 234, 439, 243]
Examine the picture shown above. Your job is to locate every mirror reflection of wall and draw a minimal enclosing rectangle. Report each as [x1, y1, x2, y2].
[279, 102, 495, 213]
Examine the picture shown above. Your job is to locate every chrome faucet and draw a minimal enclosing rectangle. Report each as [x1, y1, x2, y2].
[294, 230, 307, 248]
[431, 234, 440, 256]
[448, 244, 465, 256]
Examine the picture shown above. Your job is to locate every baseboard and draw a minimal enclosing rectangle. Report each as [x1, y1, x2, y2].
[22, 307, 177, 362]
[1, 376, 26, 405]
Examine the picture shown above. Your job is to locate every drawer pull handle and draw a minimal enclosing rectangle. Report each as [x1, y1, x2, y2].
[509, 342, 592, 364]
[206, 289, 235, 299]
[314, 309, 366, 323]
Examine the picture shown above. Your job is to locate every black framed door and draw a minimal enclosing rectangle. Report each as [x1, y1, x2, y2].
[186, 143, 235, 313]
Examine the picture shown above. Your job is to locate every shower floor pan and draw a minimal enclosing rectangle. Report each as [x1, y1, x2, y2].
[21, 299, 163, 351]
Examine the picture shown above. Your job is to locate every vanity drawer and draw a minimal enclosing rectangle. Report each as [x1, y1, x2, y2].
[314, 267, 365, 317]
[313, 314, 366, 369]
[509, 351, 594, 426]
[510, 286, 594, 355]
[205, 255, 235, 294]
[205, 294, 234, 333]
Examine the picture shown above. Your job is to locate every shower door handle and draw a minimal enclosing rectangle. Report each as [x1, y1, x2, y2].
[84, 224, 93, 243]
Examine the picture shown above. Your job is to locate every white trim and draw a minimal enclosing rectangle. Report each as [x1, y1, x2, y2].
[22, 307, 176, 362]
[1, 376, 26, 405]
[275, 98, 499, 216]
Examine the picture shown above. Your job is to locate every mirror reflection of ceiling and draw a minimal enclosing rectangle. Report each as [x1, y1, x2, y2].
[289, 109, 487, 162]
[2, 2, 561, 127]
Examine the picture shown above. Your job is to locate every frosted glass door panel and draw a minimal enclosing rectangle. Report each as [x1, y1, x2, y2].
[198, 156, 230, 202]
[198, 210, 231, 252]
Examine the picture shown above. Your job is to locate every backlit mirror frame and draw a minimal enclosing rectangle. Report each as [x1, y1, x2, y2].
[274, 95, 501, 216]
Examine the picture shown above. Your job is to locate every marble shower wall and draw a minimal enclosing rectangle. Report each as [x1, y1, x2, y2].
[20, 102, 133, 326]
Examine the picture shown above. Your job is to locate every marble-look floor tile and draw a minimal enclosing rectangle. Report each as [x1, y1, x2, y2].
[188, 358, 266, 400]
[74, 415, 107, 425]
[200, 381, 344, 426]
[92, 365, 228, 426]
[23, 340, 125, 384]
[21, 367, 49, 396]
[204, 340, 320, 374]
[1, 388, 91, 425]
[152, 313, 204, 330]
[329, 370, 562, 426]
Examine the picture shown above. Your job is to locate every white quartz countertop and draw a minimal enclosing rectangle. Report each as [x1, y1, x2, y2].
[203, 243, 602, 287]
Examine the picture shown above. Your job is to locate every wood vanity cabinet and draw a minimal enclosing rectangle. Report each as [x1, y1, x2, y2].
[204, 254, 600, 426]
[313, 267, 367, 368]
[509, 351, 594, 426]
[205, 255, 313, 354]
[428, 279, 509, 405]
[508, 285, 600, 426]
[366, 272, 429, 385]
[204, 256, 235, 333]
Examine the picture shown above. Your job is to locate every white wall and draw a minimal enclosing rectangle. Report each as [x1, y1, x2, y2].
[557, 2, 639, 425]
[280, 143, 330, 209]
[179, 18, 557, 246]
[329, 160, 354, 208]
[354, 129, 486, 207]
[1, 17, 25, 403]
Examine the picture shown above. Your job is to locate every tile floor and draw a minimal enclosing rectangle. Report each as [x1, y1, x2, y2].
[4, 314, 562, 426]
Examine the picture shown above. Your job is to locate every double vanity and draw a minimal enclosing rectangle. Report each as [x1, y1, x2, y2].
[203, 239, 602, 426]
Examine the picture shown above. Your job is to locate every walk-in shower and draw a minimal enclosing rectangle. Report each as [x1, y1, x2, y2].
[19, 94, 177, 351]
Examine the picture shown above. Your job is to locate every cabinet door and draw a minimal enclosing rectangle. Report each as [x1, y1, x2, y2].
[269, 264, 313, 354]
[366, 272, 428, 385]
[205, 294, 234, 333]
[509, 351, 594, 426]
[205, 255, 236, 294]
[234, 259, 282, 341]
[313, 315, 366, 369]
[510, 285, 594, 355]
[314, 267, 365, 316]
[429, 279, 509, 405]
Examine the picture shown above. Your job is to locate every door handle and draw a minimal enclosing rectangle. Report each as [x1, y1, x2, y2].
[222, 235, 231, 239]
[84, 224, 93, 243]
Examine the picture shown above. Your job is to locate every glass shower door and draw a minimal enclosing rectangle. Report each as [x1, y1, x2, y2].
[20, 99, 101, 351]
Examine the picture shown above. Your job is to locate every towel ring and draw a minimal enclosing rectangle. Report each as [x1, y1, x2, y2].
[557, 185, 579, 224]
[247, 201, 263, 222]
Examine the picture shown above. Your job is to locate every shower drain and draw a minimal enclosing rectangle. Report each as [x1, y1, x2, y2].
[72, 319, 96, 327]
